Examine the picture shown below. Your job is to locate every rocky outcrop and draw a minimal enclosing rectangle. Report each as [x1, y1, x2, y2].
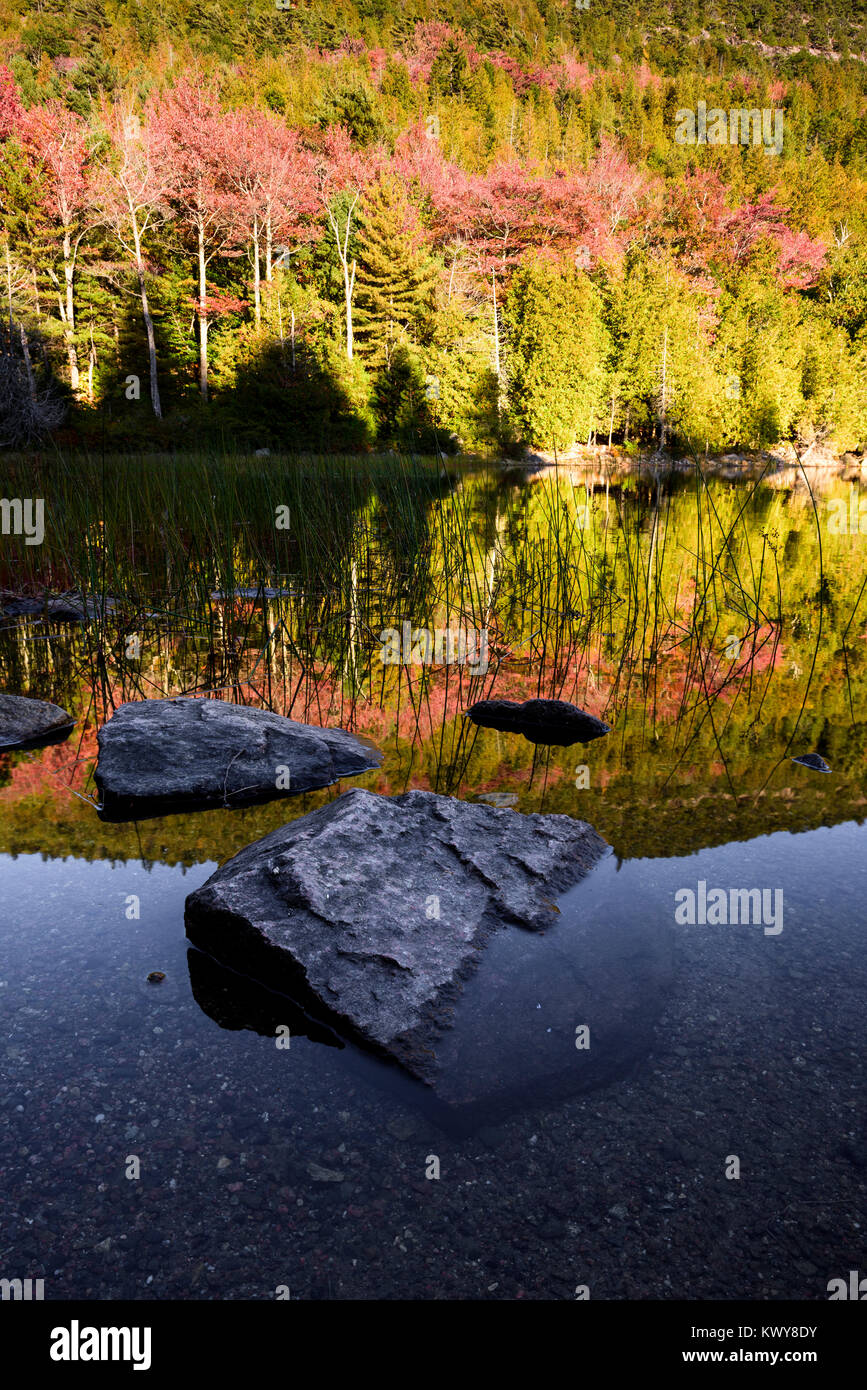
[95, 697, 382, 820]
[184, 788, 670, 1119]
[0, 693, 75, 750]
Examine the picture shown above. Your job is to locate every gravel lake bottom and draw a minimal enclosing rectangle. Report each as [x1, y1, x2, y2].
[1, 818, 864, 1301]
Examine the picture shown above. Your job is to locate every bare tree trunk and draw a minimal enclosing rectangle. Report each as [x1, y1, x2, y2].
[19, 325, 36, 400]
[491, 268, 503, 419]
[491, 269, 500, 377]
[138, 266, 161, 418]
[325, 193, 359, 361]
[657, 326, 669, 452]
[197, 221, 209, 401]
[130, 213, 162, 418]
[344, 256, 356, 360]
[277, 291, 285, 366]
[4, 240, 12, 340]
[62, 229, 79, 394]
[86, 324, 96, 403]
[265, 213, 273, 284]
[252, 216, 261, 329]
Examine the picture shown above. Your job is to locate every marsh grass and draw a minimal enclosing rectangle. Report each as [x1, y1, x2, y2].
[1, 442, 861, 809]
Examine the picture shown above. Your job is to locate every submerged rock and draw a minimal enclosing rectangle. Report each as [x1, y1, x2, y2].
[95, 697, 382, 820]
[0, 692, 75, 750]
[184, 788, 669, 1119]
[791, 753, 832, 773]
[0, 591, 116, 622]
[210, 587, 294, 601]
[0, 595, 44, 618]
[466, 697, 610, 745]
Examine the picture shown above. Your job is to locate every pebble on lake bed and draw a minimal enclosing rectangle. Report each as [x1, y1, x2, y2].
[146, 971, 166, 984]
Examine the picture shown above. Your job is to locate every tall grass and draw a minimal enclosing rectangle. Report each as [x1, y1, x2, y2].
[1, 445, 862, 807]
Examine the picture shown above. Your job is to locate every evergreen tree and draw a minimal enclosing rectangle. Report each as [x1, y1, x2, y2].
[505, 255, 611, 451]
[353, 173, 438, 373]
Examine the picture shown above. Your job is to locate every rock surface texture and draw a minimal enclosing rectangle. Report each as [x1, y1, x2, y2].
[185, 788, 637, 1111]
[95, 697, 382, 819]
[0, 693, 74, 750]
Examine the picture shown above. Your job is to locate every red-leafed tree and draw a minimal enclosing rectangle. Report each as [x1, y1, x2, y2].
[665, 174, 826, 291]
[222, 110, 317, 328]
[147, 80, 241, 400]
[0, 64, 24, 139]
[97, 97, 167, 417]
[20, 101, 95, 395]
[721, 194, 826, 289]
[584, 137, 647, 239]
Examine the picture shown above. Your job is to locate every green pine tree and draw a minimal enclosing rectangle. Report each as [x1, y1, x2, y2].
[505, 255, 611, 452]
[353, 175, 438, 371]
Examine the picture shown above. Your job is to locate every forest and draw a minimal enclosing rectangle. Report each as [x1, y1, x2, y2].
[1, 0, 866, 455]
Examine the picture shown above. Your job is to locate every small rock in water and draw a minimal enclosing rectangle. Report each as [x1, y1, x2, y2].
[790, 752, 831, 773]
[146, 971, 166, 984]
[306, 1162, 343, 1182]
[465, 698, 610, 746]
[95, 696, 383, 820]
[0, 692, 75, 751]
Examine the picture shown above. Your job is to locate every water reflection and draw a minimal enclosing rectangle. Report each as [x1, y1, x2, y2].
[0, 461, 864, 866]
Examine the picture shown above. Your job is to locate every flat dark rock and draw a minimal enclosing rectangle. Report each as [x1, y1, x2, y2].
[183, 788, 668, 1119]
[0, 693, 75, 751]
[210, 587, 294, 601]
[0, 596, 45, 618]
[95, 697, 382, 821]
[791, 752, 831, 773]
[466, 697, 611, 745]
[0, 592, 117, 623]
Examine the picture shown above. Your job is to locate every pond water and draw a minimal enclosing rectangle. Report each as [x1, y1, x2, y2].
[1, 457, 865, 1298]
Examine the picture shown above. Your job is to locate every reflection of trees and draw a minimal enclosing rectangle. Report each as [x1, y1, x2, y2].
[1, 457, 865, 858]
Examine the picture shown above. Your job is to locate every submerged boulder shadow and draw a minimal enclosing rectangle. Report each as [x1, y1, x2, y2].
[184, 787, 672, 1128]
[95, 697, 382, 822]
[187, 946, 344, 1050]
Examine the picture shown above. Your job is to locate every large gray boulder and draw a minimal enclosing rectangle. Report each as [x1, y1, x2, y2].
[0, 693, 74, 750]
[95, 697, 382, 820]
[185, 789, 672, 1119]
